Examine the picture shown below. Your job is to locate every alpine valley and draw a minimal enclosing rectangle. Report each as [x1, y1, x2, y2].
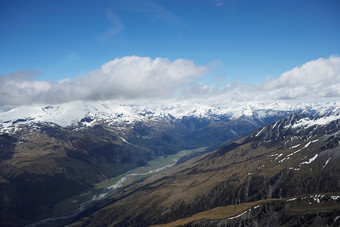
[0, 101, 340, 226]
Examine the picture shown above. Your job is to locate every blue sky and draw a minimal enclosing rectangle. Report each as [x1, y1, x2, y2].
[1, 0, 340, 106]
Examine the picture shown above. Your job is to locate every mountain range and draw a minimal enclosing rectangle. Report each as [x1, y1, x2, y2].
[0, 101, 339, 226]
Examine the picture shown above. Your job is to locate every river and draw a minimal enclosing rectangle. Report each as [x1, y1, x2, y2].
[27, 147, 206, 227]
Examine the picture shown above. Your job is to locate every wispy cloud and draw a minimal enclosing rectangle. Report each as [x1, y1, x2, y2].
[64, 52, 80, 63]
[213, 0, 225, 7]
[112, 0, 186, 43]
[116, 0, 183, 26]
[97, 9, 124, 40]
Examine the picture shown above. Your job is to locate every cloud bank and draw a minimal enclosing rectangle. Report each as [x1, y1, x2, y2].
[262, 56, 340, 99]
[0, 56, 207, 106]
[181, 55, 340, 103]
[0, 55, 339, 107]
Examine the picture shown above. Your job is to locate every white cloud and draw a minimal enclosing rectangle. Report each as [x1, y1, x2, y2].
[261, 55, 340, 100]
[0, 55, 339, 108]
[179, 55, 340, 104]
[0, 70, 51, 107]
[0, 56, 207, 106]
[74, 56, 207, 100]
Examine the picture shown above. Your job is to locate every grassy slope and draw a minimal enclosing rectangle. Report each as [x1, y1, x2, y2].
[67, 126, 340, 226]
[151, 200, 275, 227]
[151, 193, 340, 227]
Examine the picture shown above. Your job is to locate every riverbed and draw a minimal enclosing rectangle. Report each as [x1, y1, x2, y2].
[28, 147, 207, 226]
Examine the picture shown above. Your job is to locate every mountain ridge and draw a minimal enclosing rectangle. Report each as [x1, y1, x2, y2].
[2, 101, 339, 134]
[151, 194, 340, 227]
[66, 108, 340, 226]
[1, 101, 340, 226]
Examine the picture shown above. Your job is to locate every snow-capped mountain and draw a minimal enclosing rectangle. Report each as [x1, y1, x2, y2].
[1, 100, 340, 226]
[68, 102, 340, 227]
[1, 100, 339, 134]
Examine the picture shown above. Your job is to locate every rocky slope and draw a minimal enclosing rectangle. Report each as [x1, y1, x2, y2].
[67, 106, 340, 226]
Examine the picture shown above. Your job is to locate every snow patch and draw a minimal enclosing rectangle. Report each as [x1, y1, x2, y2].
[300, 154, 318, 165]
[293, 154, 318, 170]
[279, 140, 318, 163]
[228, 210, 248, 220]
[331, 196, 340, 200]
[291, 144, 301, 149]
[255, 127, 265, 137]
[322, 157, 332, 170]
[119, 136, 131, 144]
[274, 153, 283, 161]
[292, 115, 340, 129]
[253, 205, 261, 209]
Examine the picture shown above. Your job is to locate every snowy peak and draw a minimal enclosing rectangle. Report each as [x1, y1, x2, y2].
[1, 101, 340, 135]
[248, 109, 340, 169]
[252, 102, 340, 138]
[291, 114, 340, 129]
[66, 101, 340, 227]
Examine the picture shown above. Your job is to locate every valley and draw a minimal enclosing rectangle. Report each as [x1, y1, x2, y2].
[29, 147, 207, 226]
[2, 1, 339, 226]
[0, 101, 340, 226]
[67, 106, 340, 226]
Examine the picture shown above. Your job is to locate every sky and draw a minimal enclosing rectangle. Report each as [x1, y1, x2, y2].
[0, 0, 340, 107]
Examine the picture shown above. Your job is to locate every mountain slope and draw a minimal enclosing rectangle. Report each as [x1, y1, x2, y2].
[1, 101, 339, 226]
[68, 107, 340, 226]
[0, 101, 300, 226]
[0, 123, 153, 226]
[152, 194, 340, 227]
